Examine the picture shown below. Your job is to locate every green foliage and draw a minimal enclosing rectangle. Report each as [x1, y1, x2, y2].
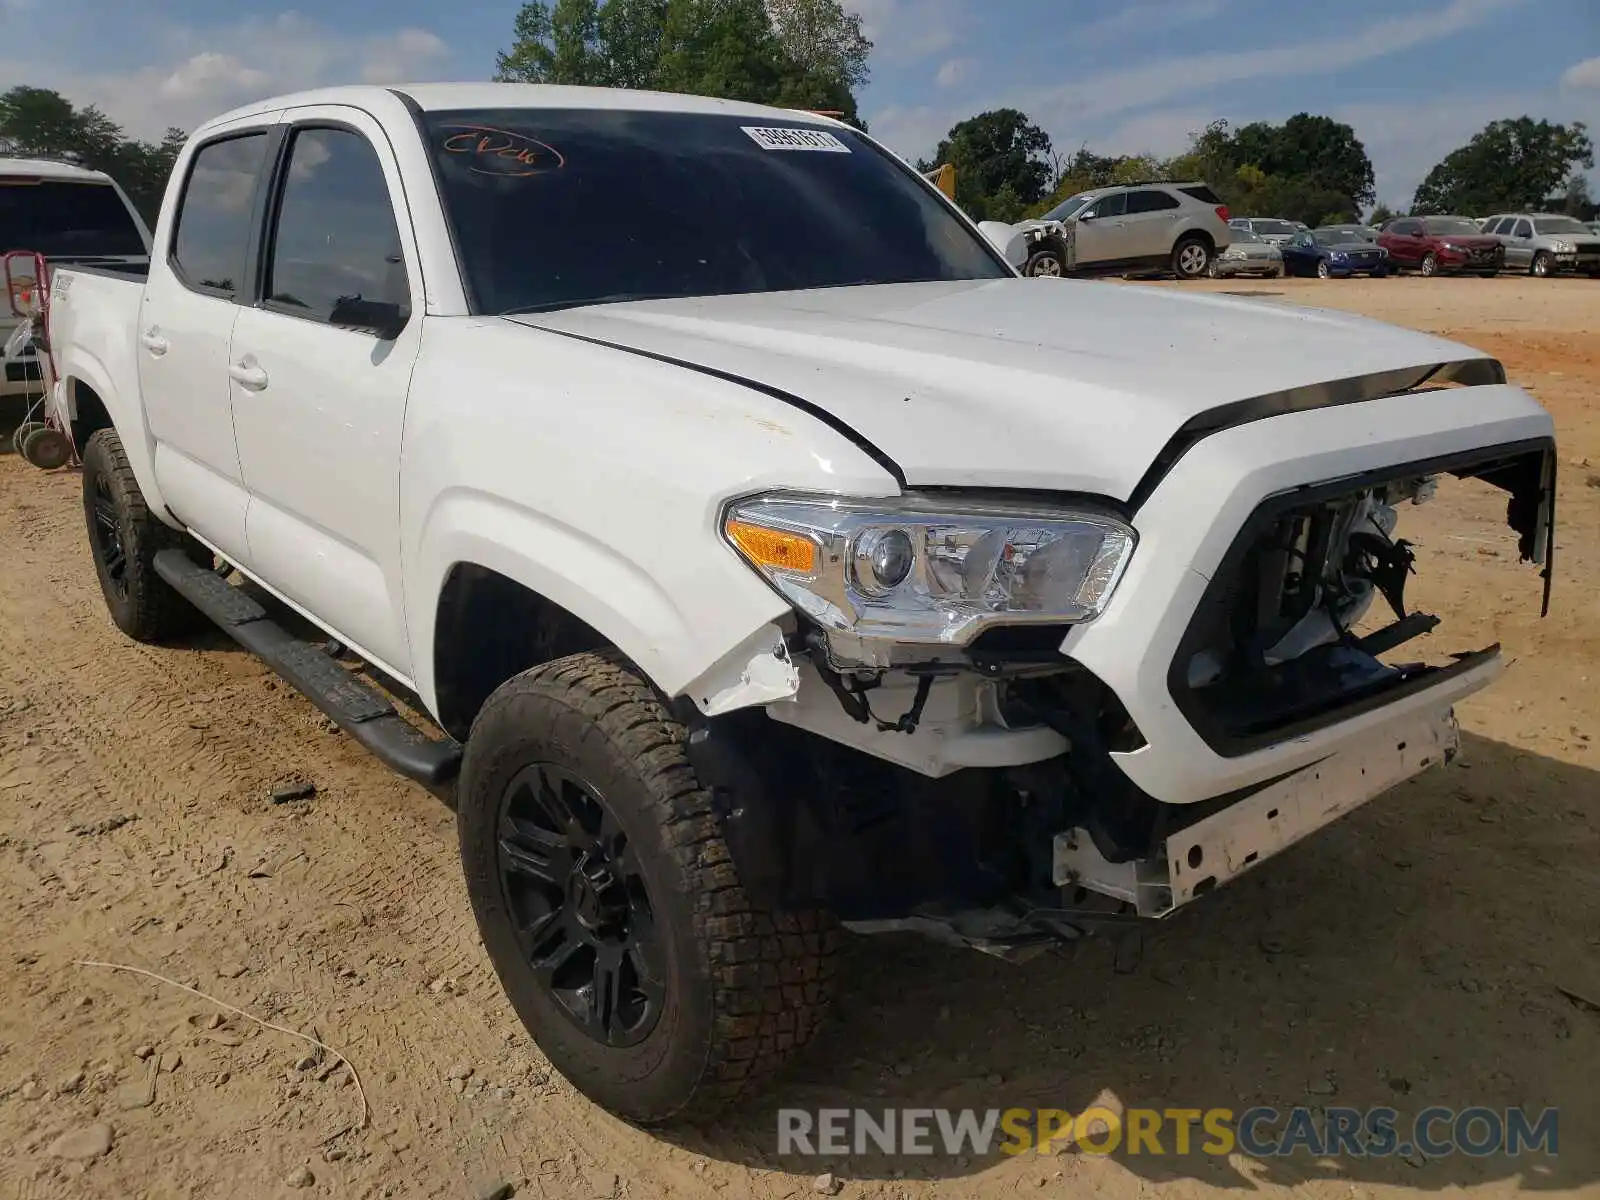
[1412, 118, 1594, 214]
[919, 109, 1052, 220]
[494, 0, 870, 120]
[0, 86, 184, 222]
[1369, 202, 1399, 225]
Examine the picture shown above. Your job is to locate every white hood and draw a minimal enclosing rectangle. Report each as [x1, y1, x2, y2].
[513, 279, 1494, 500]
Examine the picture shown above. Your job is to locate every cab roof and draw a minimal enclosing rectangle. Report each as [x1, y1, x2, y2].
[202, 82, 849, 133]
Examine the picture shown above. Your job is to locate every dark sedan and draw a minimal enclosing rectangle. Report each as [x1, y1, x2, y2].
[1282, 228, 1391, 278]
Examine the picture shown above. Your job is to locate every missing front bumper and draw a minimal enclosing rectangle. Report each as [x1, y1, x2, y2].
[1052, 702, 1466, 916]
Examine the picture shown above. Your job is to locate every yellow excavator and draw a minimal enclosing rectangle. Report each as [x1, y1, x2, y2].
[923, 163, 956, 200]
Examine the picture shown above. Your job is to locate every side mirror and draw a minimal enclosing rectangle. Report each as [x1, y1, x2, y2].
[976, 220, 1029, 269]
[331, 296, 410, 340]
[1077, 210, 1097, 222]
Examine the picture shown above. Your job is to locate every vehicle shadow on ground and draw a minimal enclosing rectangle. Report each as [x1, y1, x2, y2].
[661, 732, 1598, 1191]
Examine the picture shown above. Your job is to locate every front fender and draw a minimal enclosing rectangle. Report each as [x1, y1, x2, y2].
[409, 488, 796, 720]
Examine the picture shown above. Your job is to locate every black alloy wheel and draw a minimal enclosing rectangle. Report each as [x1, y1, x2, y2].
[496, 762, 664, 1047]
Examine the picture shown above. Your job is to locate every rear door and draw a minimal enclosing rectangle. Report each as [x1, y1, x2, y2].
[227, 107, 422, 678]
[140, 117, 281, 562]
[1121, 188, 1182, 259]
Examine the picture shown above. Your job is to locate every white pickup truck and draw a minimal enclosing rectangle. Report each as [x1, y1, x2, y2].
[45, 83, 1555, 1124]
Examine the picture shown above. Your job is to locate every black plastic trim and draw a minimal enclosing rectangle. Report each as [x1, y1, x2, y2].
[1169, 437, 1552, 757]
[153, 549, 461, 785]
[1127, 358, 1510, 513]
[526, 323, 909, 487]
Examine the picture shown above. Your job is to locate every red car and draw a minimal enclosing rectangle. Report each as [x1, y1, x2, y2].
[1378, 215, 1505, 277]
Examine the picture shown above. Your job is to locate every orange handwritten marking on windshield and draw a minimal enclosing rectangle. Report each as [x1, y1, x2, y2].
[441, 126, 565, 177]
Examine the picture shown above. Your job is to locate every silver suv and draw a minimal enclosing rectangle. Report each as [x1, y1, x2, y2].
[1037, 181, 1234, 279]
[1480, 213, 1600, 277]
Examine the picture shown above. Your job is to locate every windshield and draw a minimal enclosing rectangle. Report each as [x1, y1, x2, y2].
[1044, 193, 1096, 222]
[0, 179, 147, 258]
[1421, 217, 1480, 236]
[422, 108, 1008, 314]
[1533, 217, 1589, 235]
[1252, 219, 1296, 235]
[1230, 228, 1261, 243]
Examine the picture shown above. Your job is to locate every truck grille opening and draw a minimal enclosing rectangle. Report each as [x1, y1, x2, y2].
[1170, 441, 1553, 756]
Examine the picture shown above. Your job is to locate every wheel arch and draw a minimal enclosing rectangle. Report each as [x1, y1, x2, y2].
[56, 350, 174, 523]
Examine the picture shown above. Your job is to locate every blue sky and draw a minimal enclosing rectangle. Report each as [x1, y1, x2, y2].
[1, 0, 1596, 209]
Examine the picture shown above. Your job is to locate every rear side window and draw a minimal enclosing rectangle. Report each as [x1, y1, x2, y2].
[172, 133, 271, 296]
[264, 127, 408, 328]
[0, 181, 146, 259]
[1125, 189, 1180, 214]
[1179, 185, 1221, 205]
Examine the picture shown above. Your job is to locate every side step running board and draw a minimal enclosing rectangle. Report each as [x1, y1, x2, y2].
[154, 550, 462, 786]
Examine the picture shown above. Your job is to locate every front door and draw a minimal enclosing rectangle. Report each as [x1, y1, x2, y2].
[1503, 218, 1535, 270]
[140, 120, 279, 562]
[229, 109, 423, 680]
[1072, 191, 1128, 267]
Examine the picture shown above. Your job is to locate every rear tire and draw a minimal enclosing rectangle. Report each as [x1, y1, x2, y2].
[1171, 235, 1212, 279]
[457, 653, 838, 1125]
[80, 428, 204, 643]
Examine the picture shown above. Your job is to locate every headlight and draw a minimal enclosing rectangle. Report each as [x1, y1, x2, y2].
[723, 493, 1136, 647]
[1550, 239, 1574, 253]
[1220, 247, 1245, 259]
[1329, 251, 1348, 261]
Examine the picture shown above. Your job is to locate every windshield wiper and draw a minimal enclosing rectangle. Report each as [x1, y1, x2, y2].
[499, 292, 690, 316]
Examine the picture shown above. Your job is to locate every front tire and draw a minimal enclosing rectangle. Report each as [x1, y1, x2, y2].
[457, 653, 838, 1125]
[1316, 259, 1331, 279]
[1420, 252, 1439, 277]
[80, 428, 203, 643]
[1025, 249, 1064, 278]
[1171, 235, 1211, 279]
[1531, 251, 1552, 278]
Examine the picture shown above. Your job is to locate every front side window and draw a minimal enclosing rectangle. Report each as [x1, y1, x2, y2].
[1084, 192, 1127, 219]
[422, 108, 1008, 315]
[0, 180, 146, 259]
[172, 133, 271, 295]
[266, 127, 408, 326]
[1512, 220, 1533, 239]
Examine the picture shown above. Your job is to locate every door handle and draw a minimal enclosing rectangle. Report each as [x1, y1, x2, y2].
[228, 359, 269, 391]
[139, 329, 169, 356]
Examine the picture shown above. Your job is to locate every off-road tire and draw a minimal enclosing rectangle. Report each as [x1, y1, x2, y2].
[457, 652, 839, 1125]
[80, 428, 203, 643]
[1171, 234, 1211, 279]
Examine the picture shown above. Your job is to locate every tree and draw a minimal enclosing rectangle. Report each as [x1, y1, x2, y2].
[0, 86, 185, 222]
[493, 0, 870, 119]
[1412, 118, 1593, 214]
[921, 109, 1052, 220]
[1218, 113, 1374, 211]
[1369, 202, 1399, 225]
[1560, 172, 1593, 219]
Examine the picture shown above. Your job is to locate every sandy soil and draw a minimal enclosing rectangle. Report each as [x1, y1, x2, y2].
[1, 276, 1597, 1200]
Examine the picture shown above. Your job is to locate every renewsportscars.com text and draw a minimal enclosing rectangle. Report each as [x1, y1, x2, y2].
[776, 1106, 1559, 1158]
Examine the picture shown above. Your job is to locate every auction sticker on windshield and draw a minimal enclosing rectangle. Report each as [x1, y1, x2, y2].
[741, 126, 851, 153]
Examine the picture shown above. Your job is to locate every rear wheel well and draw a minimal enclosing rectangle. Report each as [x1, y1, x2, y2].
[70, 379, 113, 450]
[431, 564, 607, 740]
[1176, 228, 1215, 253]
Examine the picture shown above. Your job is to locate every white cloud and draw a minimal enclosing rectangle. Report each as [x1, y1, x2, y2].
[1561, 57, 1600, 91]
[934, 57, 972, 88]
[0, 11, 453, 139]
[844, 0, 962, 62]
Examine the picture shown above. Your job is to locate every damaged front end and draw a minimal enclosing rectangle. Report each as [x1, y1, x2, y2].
[691, 428, 1554, 959]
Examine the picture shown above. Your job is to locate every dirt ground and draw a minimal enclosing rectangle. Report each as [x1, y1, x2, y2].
[0, 276, 1596, 1200]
